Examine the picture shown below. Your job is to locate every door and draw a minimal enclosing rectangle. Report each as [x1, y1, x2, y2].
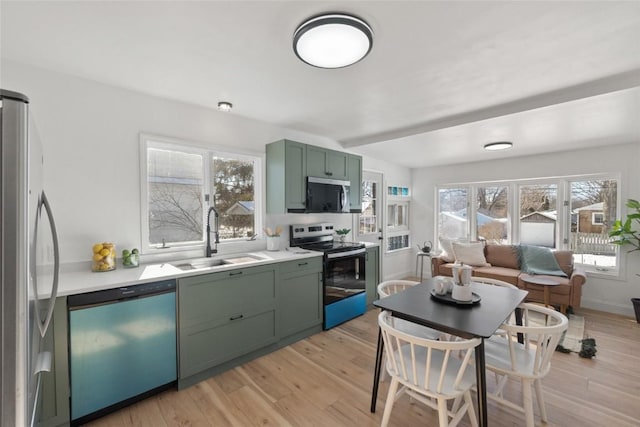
[355, 170, 384, 278]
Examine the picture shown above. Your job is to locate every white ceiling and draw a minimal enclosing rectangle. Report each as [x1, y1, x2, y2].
[2, 1, 640, 168]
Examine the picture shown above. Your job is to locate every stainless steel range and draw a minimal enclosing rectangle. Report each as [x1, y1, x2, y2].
[290, 222, 366, 329]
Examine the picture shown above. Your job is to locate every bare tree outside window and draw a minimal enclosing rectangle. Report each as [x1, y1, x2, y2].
[148, 148, 204, 245]
[476, 186, 508, 243]
[360, 179, 377, 234]
[145, 142, 259, 248]
[212, 157, 255, 239]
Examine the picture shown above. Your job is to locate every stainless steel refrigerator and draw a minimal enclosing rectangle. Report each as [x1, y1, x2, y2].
[1, 89, 60, 427]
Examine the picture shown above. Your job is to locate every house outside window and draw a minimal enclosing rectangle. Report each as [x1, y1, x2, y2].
[141, 135, 261, 251]
[569, 178, 618, 270]
[518, 183, 558, 248]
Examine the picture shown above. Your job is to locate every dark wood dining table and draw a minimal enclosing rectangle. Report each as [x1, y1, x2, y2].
[371, 278, 528, 427]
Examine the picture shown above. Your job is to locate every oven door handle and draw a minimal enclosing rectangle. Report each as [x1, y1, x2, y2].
[326, 248, 366, 259]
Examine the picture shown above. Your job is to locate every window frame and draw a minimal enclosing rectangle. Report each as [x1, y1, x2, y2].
[591, 212, 605, 225]
[435, 173, 622, 276]
[140, 133, 263, 255]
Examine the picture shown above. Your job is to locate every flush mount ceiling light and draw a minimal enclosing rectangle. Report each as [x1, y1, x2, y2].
[293, 13, 373, 68]
[484, 141, 513, 151]
[217, 101, 233, 112]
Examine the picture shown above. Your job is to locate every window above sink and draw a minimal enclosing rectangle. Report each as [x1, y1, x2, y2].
[139, 133, 264, 256]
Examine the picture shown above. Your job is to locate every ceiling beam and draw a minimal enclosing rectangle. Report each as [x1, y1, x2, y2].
[340, 69, 640, 148]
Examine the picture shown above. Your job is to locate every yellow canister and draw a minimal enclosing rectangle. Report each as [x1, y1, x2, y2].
[91, 242, 116, 272]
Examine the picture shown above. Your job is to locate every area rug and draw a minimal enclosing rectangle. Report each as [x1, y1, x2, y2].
[527, 312, 585, 353]
[557, 314, 585, 353]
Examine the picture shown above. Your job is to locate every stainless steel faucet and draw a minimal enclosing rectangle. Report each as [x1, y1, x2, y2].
[206, 206, 220, 257]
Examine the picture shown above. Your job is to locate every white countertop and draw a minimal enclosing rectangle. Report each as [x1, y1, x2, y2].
[46, 249, 323, 298]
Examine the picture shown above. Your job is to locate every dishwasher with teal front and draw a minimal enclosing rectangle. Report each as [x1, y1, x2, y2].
[67, 279, 177, 426]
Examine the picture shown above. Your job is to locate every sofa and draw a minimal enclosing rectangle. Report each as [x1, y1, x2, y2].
[431, 243, 587, 311]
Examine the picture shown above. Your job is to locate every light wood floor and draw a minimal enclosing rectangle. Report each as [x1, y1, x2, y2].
[87, 307, 640, 427]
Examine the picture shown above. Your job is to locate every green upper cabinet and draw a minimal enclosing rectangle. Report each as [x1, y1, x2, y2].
[266, 140, 307, 213]
[307, 145, 348, 180]
[347, 154, 362, 213]
[266, 139, 362, 214]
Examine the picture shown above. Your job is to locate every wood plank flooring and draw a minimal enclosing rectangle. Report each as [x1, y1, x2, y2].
[87, 306, 640, 427]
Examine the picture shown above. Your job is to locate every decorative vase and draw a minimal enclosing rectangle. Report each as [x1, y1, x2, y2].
[339, 235, 346, 243]
[452, 284, 473, 301]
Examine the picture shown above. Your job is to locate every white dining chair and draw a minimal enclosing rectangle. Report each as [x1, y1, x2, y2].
[377, 280, 442, 340]
[483, 303, 568, 427]
[377, 280, 444, 382]
[378, 310, 480, 427]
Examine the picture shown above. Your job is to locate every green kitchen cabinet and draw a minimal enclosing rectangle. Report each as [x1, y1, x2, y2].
[266, 139, 307, 213]
[347, 154, 362, 213]
[178, 264, 278, 380]
[37, 297, 70, 427]
[278, 257, 323, 338]
[365, 246, 380, 306]
[266, 139, 363, 213]
[306, 145, 349, 180]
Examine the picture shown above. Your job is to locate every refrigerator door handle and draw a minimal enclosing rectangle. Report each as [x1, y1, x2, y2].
[32, 190, 60, 338]
[29, 352, 51, 427]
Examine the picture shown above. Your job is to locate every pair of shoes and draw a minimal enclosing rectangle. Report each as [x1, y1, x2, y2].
[579, 337, 597, 358]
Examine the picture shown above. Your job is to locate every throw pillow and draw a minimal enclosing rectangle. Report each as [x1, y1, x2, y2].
[451, 242, 490, 267]
[439, 237, 456, 262]
[518, 245, 568, 277]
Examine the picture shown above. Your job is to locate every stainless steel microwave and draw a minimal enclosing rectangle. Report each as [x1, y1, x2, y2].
[306, 177, 351, 213]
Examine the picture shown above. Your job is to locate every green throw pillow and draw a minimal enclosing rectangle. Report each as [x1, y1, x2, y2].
[518, 245, 567, 277]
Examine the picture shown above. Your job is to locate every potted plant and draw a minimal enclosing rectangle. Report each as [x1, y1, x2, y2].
[335, 228, 351, 243]
[609, 198, 640, 322]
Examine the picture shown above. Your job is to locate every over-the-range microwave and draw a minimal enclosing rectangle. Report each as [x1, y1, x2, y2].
[305, 176, 351, 213]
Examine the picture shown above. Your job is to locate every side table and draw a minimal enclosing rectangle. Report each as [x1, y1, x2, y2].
[415, 251, 434, 281]
[521, 276, 564, 313]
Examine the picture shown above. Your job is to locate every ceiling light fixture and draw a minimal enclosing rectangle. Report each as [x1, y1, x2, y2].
[293, 13, 373, 69]
[483, 141, 513, 151]
[217, 101, 233, 112]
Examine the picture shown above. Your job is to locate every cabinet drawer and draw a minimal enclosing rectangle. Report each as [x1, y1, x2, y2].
[279, 257, 322, 276]
[179, 309, 276, 378]
[178, 266, 276, 329]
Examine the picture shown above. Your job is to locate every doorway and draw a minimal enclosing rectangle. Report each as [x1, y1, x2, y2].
[355, 170, 384, 278]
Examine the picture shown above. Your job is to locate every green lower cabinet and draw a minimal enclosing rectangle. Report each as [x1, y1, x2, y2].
[278, 258, 323, 338]
[178, 265, 278, 380]
[365, 246, 380, 306]
[37, 297, 70, 427]
[180, 309, 276, 378]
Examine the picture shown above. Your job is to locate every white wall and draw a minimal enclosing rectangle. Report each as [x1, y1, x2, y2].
[411, 142, 640, 317]
[2, 61, 412, 277]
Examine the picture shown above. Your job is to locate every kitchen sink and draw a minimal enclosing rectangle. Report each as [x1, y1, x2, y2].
[171, 254, 265, 271]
